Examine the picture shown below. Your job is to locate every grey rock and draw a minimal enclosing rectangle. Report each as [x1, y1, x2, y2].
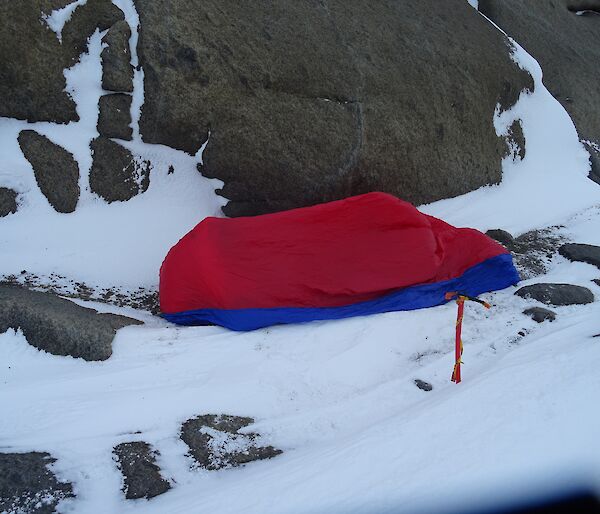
[479, 0, 600, 185]
[90, 137, 150, 202]
[97, 94, 133, 140]
[486, 228, 515, 247]
[0, 452, 74, 514]
[113, 442, 171, 500]
[0, 187, 18, 217]
[585, 143, 600, 185]
[17, 130, 80, 213]
[135, 0, 532, 217]
[559, 243, 600, 269]
[0, 2, 78, 123]
[101, 20, 134, 93]
[0, 284, 142, 361]
[487, 226, 563, 279]
[181, 414, 282, 471]
[62, 0, 125, 63]
[567, 0, 600, 13]
[505, 119, 526, 161]
[515, 283, 594, 306]
[593, 279, 600, 287]
[414, 379, 433, 391]
[509, 227, 564, 279]
[523, 306, 556, 323]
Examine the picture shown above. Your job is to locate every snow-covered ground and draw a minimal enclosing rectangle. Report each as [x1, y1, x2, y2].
[1, 3, 600, 514]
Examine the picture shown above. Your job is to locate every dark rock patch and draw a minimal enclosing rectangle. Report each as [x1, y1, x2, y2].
[0, 452, 74, 514]
[97, 94, 133, 140]
[504, 119, 526, 161]
[0, 187, 18, 217]
[0, 284, 142, 361]
[487, 227, 564, 279]
[414, 379, 433, 391]
[567, 0, 600, 13]
[587, 146, 600, 184]
[181, 414, 282, 471]
[515, 283, 594, 306]
[113, 442, 171, 500]
[135, 0, 532, 217]
[486, 228, 514, 247]
[0, 2, 78, 123]
[1, 271, 160, 313]
[593, 279, 600, 287]
[101, 20, 134, 93]
[559, 243, 600, 270]
[523, 307, 556, 323]
[479, 1, 600, 185]
[90, 137, 150, 202]
[62, 0, 125, 63]
[18, 130, 80, 213]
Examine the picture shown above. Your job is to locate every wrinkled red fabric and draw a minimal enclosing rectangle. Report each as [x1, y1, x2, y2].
[160, 192, 507, 313]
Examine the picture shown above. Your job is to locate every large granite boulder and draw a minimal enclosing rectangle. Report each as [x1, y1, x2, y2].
[478, 0, 600, 183]
[0, 2, 78, 123]
[0, 284, 143, 361]
[90, 137, 151, 202]
[0, 452, 74, 514]
[135, 0, 533, 216]
[17, 130, 80, 213]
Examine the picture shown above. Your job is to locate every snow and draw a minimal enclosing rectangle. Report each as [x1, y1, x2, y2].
[1, 2, 600, 514]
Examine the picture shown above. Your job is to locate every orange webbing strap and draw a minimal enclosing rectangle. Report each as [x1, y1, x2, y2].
[451, 297, 465, 383]
[445, 292, 491, 384]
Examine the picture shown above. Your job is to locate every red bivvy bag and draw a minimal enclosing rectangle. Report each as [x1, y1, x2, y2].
[160, 192, 518, 330]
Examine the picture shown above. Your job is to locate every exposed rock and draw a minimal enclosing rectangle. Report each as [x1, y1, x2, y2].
[97, 94, 133, 140]
[593, 279, 600, 287]
[485, 228, 515, 247]
[414, 379, 433, 391]
[113, 442, 171, 500]
[515, 283, 594, 306]
[523, 306, 556, 323]
[135, 0, 532, 216]
[505, 119, 526, 161]
[567, 0, 600, 13]
[17, 130, 80, 213]
[101, 20, 134, 93]
[0, 284, 143, 361]
[559, 243, 600, 269]
[62, 0, 125, 63]
[40, 1, 76, 15]
[0, 2, 78, 123]
[0, 187, 18, 217]
[90, 137, 150, 202]
[1, 271, 160, 313]
[0, 452, 74, 514]
[488, 227, 564, 279]
[585, 144, 600, 184]
[181, 414, 282, 470]
[479, 0, 600, 184]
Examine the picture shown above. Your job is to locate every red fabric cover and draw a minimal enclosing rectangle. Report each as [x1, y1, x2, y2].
[160, 192, 507, 314]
